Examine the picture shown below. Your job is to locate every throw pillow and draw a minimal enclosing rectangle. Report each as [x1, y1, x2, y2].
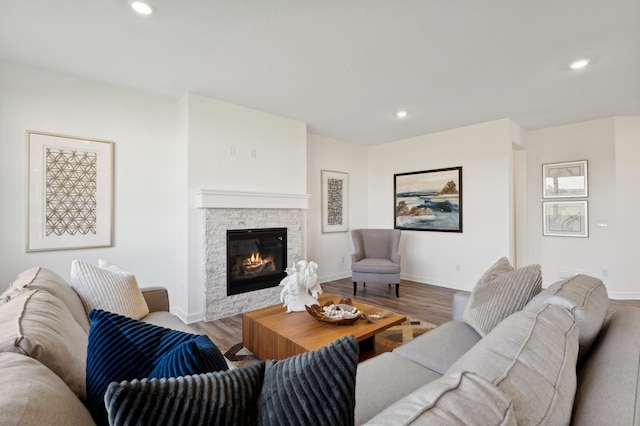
[103, 335, 359, 426]
[105, 362, 265, 426]
[86, 309, 228, 424]
[98, 258, 131, 274]
[257, 335, 359, 426]
[463, 257, 542, 336]
[70, 259, 149, 319]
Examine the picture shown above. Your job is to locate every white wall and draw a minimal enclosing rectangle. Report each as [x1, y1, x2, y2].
[521, 117, 640, 298]
[2, 61, 638, 317]
[0, 63, 309, 322]
[182, 94, 308, 321]
[184, 93, 308, 195]
[306, 133, 368, 282]
[523, 118, 615, 285]
[367, 119, 517, 291]
[613, 117, 640, 298]
[0, 62, 181, 298]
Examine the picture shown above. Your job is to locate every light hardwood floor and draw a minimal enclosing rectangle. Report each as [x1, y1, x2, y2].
[192, 277, 640, 351]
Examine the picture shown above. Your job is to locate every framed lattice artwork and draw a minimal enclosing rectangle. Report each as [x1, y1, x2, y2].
[26, 131, 114, 251]
[321, 170, 348, 233]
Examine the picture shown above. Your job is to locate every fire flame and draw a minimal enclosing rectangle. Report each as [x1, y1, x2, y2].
[240, 251, 275, 276]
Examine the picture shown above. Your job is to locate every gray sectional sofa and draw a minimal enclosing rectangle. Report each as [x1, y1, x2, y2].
[0, 266, 204, 425]
[2, 265, 638, 425]
[355, 274, 640, 425]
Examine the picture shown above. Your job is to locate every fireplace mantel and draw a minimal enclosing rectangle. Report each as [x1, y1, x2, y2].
[194, 189, 309, 210]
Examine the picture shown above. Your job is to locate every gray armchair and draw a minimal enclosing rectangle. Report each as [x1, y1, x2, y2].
[351, 229, 402, 297]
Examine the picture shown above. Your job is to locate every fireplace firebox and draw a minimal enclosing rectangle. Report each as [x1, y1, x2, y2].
[227, 228, 287, 296]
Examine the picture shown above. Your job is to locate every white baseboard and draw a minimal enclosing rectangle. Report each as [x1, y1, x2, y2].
[402, 274, 640, 301]
[400, 273, 465, 291]
[171, 306, 203, 324]
[607, 291, 640, 300]
[319, 272, 352, 283]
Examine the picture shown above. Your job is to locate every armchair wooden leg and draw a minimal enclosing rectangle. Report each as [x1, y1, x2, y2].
[395, 283, 400, 298]
[353, 281, 357, 296]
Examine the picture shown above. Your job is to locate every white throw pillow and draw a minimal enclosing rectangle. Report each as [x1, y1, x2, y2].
[70, 259, 149, 320]
[98, 258, 129, 274]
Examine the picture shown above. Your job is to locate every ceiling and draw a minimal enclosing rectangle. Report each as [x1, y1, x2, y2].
[1, 1, 639, 145]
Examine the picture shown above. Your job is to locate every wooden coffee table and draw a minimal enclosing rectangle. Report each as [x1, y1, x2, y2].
[242, 293, 406, 361]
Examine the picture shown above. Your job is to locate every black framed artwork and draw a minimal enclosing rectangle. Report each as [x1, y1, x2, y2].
[394, 167, 462, 232]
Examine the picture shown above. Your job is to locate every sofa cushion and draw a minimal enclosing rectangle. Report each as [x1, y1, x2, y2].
[393, 320, 481, 375]
[364, 370, 517, 426]
[0, 352, 95, 425]
[573, 308, 640, 425]
[105, 362, 265, 426]
[70, 259, 149, 319]
[104, 336, 359, 426]
[2, 266, 91, 332]
[448, 304, 579, 425]
[525, 274, 608, 357]
[463, 257, 542, 336]
[0, 289, 88, 398]
[86, 309, 228, 424]
[351, 258, 401, 274]
[258, 335, 359, 426]
[355, 352, 443, 425]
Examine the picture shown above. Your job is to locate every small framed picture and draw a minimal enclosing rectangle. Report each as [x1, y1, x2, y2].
[542, 160, 588, 198]
[321, 170, 348, 233]
[543, 201, 588, 237]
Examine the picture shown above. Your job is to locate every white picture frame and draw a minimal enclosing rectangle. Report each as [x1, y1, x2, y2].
[542, 160, 588, 198]
[321, 170, 348, 233]
[26, 131, 114, 251]
[543, 201, 588, 237]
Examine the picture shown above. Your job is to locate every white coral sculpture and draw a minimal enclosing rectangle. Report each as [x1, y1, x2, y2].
[279, 260, 323, 313]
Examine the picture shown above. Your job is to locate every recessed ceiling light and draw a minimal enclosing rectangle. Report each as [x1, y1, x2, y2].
[396, 110, 408, 118]
[569, 59, 590, 70]
[130, 1, 154, 15]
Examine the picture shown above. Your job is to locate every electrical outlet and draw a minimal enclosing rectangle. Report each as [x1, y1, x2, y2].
[341, 256, 345, 264]
[455, 264, 461, 271]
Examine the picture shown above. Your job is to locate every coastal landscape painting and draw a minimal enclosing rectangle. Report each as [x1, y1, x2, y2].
[394, 167, 462, 232]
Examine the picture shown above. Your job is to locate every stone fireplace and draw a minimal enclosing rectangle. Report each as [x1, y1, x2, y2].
[195, 189, 309, 321]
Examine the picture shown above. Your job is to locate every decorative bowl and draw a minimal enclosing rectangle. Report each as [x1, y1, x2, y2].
[305, 298, 362, 325]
